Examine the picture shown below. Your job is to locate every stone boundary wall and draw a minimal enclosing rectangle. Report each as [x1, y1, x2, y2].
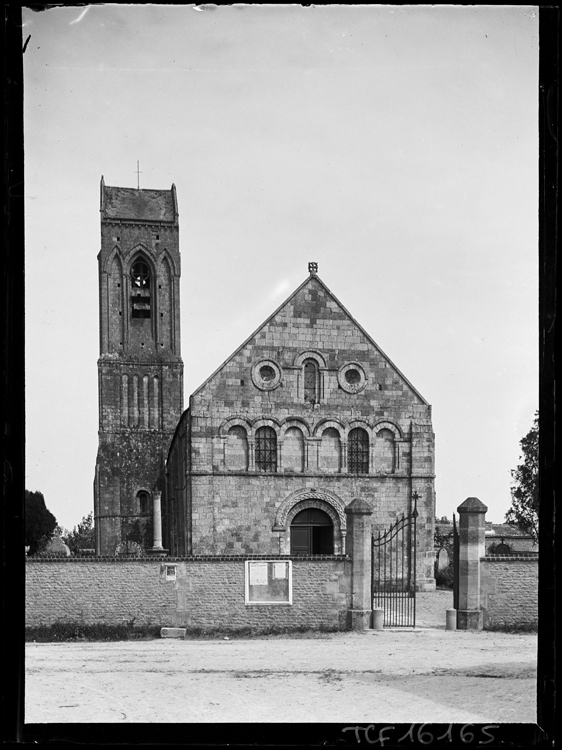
[455, 497, 539, 631]
[25, 556, 351, 631]
[480, 555, 538, 629]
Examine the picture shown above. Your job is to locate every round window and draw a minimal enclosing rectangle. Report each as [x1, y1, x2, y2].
[251, 359, 282, 391]
[260, 365, 275, 382]
[338, 362, 367, 394]
[345, 368, 361, 385]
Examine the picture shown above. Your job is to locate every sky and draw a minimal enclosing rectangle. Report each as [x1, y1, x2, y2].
[23, 5, 539, 532]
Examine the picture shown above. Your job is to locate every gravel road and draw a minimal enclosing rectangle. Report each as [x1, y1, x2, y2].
[25, 590, 537, 725]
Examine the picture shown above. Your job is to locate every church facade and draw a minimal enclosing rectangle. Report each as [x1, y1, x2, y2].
[94, 181, 436, 589]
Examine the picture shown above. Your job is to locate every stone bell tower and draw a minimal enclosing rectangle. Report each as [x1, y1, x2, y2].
[94, 177, 183, 555]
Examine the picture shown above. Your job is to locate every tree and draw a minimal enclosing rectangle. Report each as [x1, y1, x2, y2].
[63, 512, 96, 553]
[433, 521, 455, 589]
[434, 524, 454, 550]
[25, 490, 58, 555]
[505, 411, 539, 541]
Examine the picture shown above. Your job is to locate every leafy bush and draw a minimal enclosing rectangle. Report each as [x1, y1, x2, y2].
[63, 513, 95, 554]
[434, 561, 455, 589]
[505, 411, 539, 541]
[25, 490, 57, 555]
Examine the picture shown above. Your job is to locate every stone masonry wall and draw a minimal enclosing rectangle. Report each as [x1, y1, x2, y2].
[95, 182, 183, 556]
[25, 557, 350, 631]
[480, 556, 538, 629]
[170, 275, 436, 587]
[26, 559, 177, 627]
[190, 474, 416, 555]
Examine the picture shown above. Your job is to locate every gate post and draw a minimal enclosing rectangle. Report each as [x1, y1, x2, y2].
[345, 498, 373, 630]
[456, 497, 487, 630]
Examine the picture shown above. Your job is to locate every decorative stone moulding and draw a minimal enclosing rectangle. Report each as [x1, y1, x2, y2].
[338, 362, 367, 394]
[251, 359, 283, 391]
[293, 350, 326, 368]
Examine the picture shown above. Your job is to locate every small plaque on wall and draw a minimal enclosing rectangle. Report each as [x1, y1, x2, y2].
[245, 561, 292, 605]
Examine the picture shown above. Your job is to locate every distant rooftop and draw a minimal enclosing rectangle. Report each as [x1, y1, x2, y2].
[100, 178, 177, 223]
[485, 523, 530, 537]
[435, 520, 531, 538]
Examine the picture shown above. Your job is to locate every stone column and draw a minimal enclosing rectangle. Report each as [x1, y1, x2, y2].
[149, 491, 168, 555]
[345, 498, 373, 630]
[457, 496, 487, 630]
[342, 441, 348, 473]
[305, 437, 319, 471]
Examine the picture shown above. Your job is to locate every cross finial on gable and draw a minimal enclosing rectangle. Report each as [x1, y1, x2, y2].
[308, 262, 318, 276]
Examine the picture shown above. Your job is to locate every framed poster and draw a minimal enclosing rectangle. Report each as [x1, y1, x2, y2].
[245, 560, 292, 605]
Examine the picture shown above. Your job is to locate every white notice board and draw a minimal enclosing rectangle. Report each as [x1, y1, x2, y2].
[245, 560, 292, 605]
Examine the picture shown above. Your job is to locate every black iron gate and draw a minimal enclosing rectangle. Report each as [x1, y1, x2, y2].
[372, 493, 418, 627]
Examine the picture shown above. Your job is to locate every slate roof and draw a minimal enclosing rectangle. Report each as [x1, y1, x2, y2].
[100, 178, 177, 223]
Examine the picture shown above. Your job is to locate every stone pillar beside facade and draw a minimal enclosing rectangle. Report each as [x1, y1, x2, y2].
[149, 491, 168, 555]
[457, 496, 487, 630]
[345, 498, 373, 630]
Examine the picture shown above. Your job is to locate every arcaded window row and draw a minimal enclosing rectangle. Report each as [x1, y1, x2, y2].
[223, 425, 397, 475]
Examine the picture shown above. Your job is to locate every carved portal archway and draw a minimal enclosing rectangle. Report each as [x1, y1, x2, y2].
[273, 488, 347, 554]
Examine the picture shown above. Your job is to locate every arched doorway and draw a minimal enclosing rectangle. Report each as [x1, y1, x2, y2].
[290, 508, 334, 555]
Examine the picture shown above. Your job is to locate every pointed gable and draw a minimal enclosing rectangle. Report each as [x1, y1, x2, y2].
[192, 273, 428, 406]
[166, 268, 436, 563]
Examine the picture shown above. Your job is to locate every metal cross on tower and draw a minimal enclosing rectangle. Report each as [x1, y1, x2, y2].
[135, 160, 142, 190]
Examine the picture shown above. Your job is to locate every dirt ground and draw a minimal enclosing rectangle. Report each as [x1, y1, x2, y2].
[25, 590, 537, 725]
